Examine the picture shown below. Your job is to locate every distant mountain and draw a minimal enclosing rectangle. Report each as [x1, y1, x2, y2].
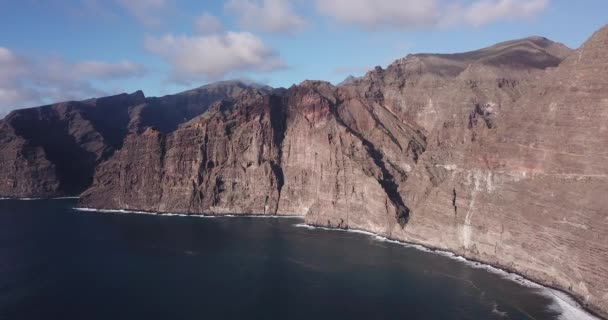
[178, 79, 273, 98]
[2, 26, 608, 318]
[337, 75, 360, 86]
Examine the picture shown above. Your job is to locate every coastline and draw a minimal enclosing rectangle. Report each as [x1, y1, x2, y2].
[8, 198, 605, 320]
[0, 196, 80, 201]
[294, 223, 604, 320]
[73, 207, 303, 219]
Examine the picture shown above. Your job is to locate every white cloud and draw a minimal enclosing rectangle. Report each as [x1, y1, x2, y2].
[315, 0, 549, 30]
[0, 47, 146, 116]
[194, 13, 224, 35]
[316, 0, 439, 30]
[145, 31, 285, 83]
[462, 0, 548, 27]
[0, 48, 28, 81]
[115, 0, 168, 26]
[225, 0, 306, 33]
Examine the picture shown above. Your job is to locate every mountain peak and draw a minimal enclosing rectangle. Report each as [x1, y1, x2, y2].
[337, 75, 360, 86]
[380, 35, 573, 80]
[200, 79, 272, 91]
[554, 24, 608, 83]
[579, 24, 608, 50]
[178, 79, 273, 98]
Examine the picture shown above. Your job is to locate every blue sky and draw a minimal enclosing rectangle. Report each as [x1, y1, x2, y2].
[0, 0, 606, 115]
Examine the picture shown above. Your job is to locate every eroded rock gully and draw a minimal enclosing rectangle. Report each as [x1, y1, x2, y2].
[2, 27, 608, 317]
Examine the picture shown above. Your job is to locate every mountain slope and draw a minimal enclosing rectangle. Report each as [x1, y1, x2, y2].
[0, 81, 270, 197]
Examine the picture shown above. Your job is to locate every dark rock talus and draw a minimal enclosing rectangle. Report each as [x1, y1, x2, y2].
[2, 27, 608, 317]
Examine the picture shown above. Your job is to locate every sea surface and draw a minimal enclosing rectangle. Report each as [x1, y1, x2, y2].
[0, 199, 595, 320]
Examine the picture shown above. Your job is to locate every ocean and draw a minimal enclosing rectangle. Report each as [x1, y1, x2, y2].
[0, 199, 595, 319]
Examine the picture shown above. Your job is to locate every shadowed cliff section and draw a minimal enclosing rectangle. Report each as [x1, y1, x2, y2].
[269, 93, 288, 200]
[0, 81, 273, 198]
[130, 80, 273, 133]
[7, 110, 97, 195]
[0, 92, 145, 196]
[80, 87, 287, 215]
[329, 97, 413, 228]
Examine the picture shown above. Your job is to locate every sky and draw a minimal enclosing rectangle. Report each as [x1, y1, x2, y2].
[0, 0, 606, 116]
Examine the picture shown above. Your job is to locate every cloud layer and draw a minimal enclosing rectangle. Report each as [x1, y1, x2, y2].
[112, 0, 548, 32]
[145, 31, 285, 83]
[226, 0, 306, 33]
[462, 0, 548, 27]
[1, 0, 551, 116]
[0, 47, 145, 116]
[317, 0, 439, 29]
[316, 0, 548, 29]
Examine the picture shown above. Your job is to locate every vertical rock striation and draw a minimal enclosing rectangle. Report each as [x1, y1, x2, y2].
[0, 81, 269, 198]
[81, 89, 286, 214]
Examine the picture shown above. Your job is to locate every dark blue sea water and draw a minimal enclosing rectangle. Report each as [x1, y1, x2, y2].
[0, 199, 586, 319]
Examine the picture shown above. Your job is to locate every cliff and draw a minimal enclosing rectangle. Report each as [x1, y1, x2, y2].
[0, 81, 269, 198]
[2, 27, 608, 316]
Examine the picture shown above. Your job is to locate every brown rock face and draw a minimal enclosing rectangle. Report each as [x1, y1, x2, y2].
[0, 92, 145, 197]
[80, 89, 285, 214]
[0, 81, 268, 198]
[2, 28, 608, 316]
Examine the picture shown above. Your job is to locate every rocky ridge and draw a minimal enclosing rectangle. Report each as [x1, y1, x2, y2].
[1, 27, 607, 317]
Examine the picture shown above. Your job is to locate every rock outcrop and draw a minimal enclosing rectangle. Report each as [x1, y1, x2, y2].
[2, 28, 608, 317]
[80, 90, 285, 214]
[0, 81, 268, 197]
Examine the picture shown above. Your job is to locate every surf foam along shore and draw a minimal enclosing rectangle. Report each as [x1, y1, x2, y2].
[293, 223, 600, 320]
[73, 207, 302, 219]
[70, 206, 599, 320]
[0, 196, 80, 201]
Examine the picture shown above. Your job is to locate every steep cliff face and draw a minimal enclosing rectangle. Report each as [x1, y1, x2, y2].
[81, 83, 425, 226]
[0, 92, 145, 197]
[336, 28, 608, 316]
[80, 89, 285, 214]
[127, 80, 272, 133]
[2, 28, 608, 316]
[0, 120, 60, 197]
[276, 80, 425, 232]
[0, 81, 268, 198]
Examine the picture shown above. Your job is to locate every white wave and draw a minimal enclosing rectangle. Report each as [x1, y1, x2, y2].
[11, 199, 599, 319]
[491, 302, 508, 318]
[292, 223, 600, 320]
[546, 290, 599, 320]
[239, 214, 304, 219]
[0, 196, 79, 201]
[74, 207, 156, 215]
[74, 207, 302, 220]
[294, 223, 316, 230]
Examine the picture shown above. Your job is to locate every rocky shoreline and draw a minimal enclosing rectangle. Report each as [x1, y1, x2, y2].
[67, 202, 602, 320]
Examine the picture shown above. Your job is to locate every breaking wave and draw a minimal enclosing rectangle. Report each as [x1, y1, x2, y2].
[293, 223, 599, 320]
[67, 210, 598, 320]
[0, 196, 79, 201]
[74, 207, 301, 219]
